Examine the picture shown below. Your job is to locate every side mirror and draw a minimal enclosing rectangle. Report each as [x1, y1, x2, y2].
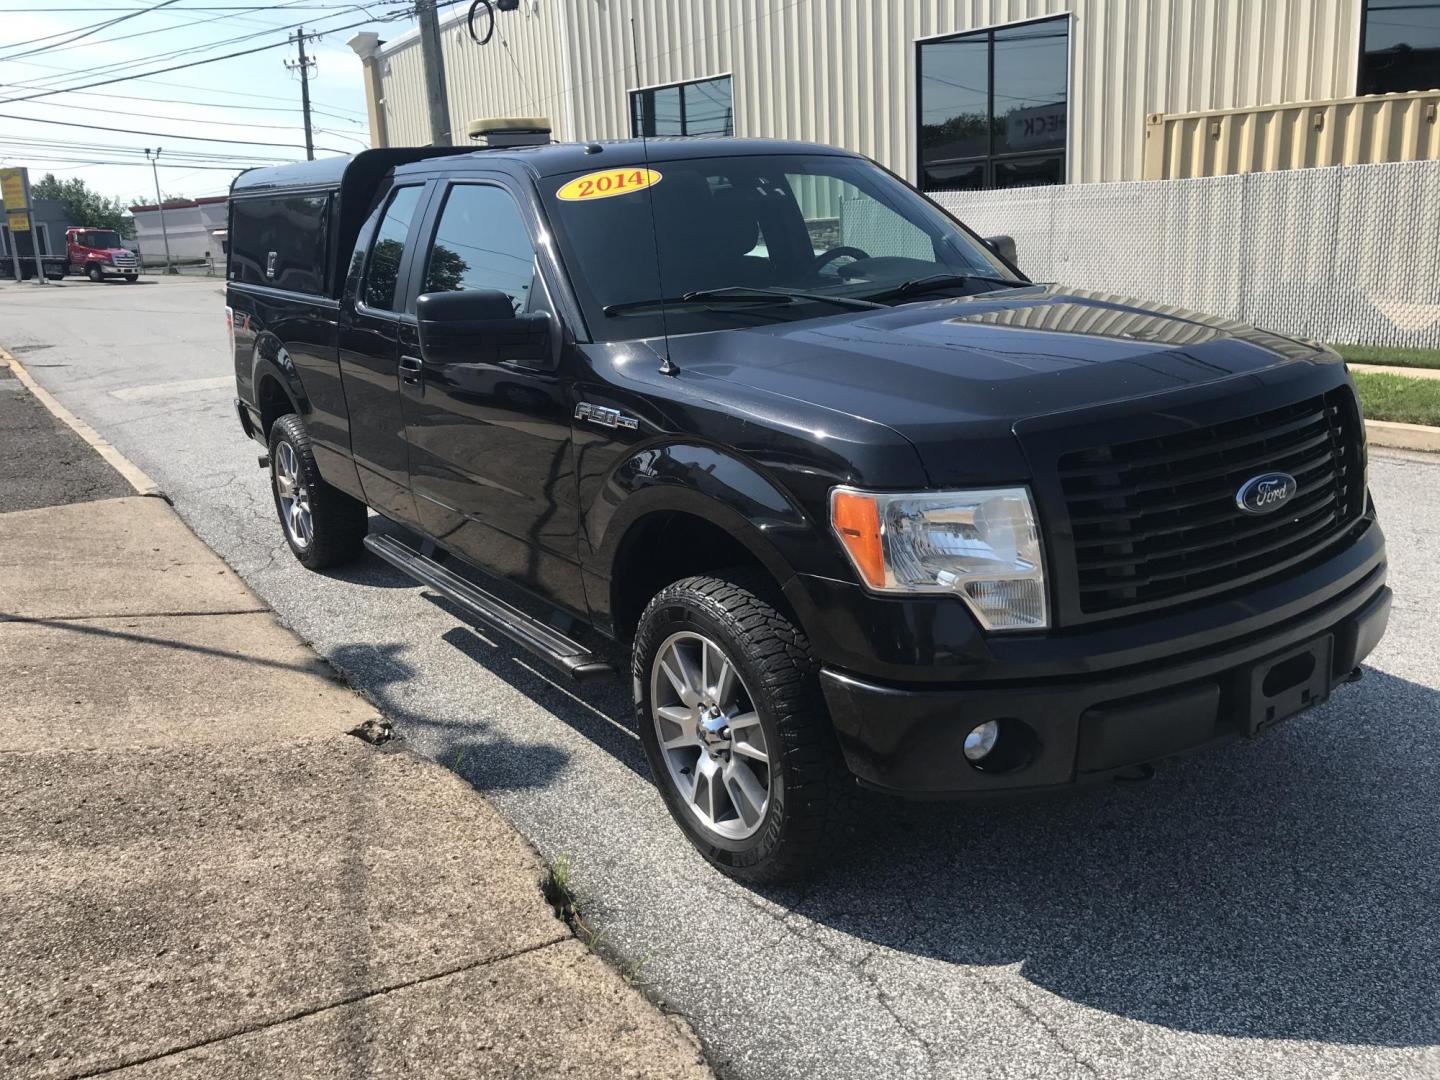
[416, 289, 550, 367]
[982, 234, 1018, 268]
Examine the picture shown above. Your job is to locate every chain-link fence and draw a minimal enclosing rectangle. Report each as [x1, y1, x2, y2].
[931, 159, 1440, 350]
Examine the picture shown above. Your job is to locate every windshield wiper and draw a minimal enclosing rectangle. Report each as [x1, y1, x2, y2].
[865, 273, 1024, 303]
[683, 287, 886, 310]
[604, 286, 885, 316]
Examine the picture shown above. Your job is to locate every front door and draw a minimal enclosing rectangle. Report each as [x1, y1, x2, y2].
[401, 180, 585, 613]
[338, 182, 428, 525]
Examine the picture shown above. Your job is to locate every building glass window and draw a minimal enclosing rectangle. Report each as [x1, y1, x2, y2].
[630, 75, 734, 137]
[917, 16, 1069, 192]
[1359, 0, 1440, 95]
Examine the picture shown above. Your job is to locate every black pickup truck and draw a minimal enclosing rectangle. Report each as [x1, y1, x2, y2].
[227, 135, 1389, 882]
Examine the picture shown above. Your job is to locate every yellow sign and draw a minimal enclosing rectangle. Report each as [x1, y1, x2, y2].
[0, 168, 25, 211]
[555, 167, 662, 202]
[5, 209, 30, 232]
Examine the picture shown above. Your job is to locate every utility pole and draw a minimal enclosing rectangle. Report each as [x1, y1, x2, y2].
[285, 27, 316, 161]
[416, 0, 452, 146]
[143, 148, 173, 275]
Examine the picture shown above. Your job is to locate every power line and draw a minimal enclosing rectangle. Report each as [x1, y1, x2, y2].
[0, 109, 347, 153]
[0, 0, 332, 64]
[0, 0, 185, 60]
[0, 79, 368, 123]
[0, 12, 389, 106]
[9, 3, 385, 89]
[0, 4, 382, 10]
[0, 135, 300, 162]
[10, 96, 326, 132]
[5, 57, 370, 115]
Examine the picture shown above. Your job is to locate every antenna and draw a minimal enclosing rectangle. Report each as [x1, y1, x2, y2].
[630, 15, 677, 376]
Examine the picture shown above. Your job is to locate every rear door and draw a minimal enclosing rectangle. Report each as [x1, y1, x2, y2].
[399, 177, 585, 613]
[338, 181, 431, 525]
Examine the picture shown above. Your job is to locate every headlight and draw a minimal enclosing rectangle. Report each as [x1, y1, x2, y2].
[829, 486, 1047, 631]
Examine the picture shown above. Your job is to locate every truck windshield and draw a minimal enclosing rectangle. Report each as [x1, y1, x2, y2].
[541, 152, 1023, 341]
[76, 231, 122, 249]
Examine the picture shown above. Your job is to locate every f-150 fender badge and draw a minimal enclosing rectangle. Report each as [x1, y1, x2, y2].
[575, 402, 639, 430]
[556, 168, 662, 202]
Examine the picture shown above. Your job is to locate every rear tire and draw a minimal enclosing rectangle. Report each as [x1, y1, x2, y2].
[268, 413, 368, 570]
[633, 573, 853, 883]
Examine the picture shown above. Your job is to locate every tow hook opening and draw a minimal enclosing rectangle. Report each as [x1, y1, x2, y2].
[1113, 762, 1156, 785]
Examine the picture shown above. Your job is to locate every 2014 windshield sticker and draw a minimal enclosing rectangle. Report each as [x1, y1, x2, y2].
[556, 168, 662, 201]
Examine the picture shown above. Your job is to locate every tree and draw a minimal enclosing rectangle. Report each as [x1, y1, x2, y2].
[31, 174, 134, 238]
[420, 244, 469, 294]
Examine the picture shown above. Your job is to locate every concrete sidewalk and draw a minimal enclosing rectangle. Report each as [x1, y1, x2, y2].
[0, 447, 709, 1072]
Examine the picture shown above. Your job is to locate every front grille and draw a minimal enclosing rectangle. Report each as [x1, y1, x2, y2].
[111, 251, 137, 266]
[1056, 389, 1363, 616]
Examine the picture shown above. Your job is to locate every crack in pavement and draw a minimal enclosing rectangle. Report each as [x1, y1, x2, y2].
[74, 934, 572, 1078]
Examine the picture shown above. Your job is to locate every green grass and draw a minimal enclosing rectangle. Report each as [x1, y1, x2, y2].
[1352, 371, 1440, 426]
[1332, 344, 1440, 370]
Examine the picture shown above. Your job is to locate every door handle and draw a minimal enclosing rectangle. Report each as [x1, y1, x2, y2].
[399, 355, 423, 385]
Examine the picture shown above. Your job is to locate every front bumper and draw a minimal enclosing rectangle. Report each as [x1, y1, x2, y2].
[820, 553, 1390, 798]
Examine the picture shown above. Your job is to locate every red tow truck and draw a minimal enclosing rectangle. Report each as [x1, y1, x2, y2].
[66, 227, 139, 283]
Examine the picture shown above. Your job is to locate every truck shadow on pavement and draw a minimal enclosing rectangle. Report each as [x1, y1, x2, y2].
[329, 548, 1437, 1049]
[776, 667, 1440, 1049]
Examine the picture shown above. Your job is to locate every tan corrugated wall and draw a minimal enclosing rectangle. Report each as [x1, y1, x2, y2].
[374, 0, 1364, 184]
[1146, 91, 1440, 178]
[377, 1, 572, 147]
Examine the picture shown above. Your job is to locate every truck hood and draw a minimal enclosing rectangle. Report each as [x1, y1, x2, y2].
[670, 285, 1338, 484]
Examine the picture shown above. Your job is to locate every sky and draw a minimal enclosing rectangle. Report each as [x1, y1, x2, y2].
[0, 1, 415, 206]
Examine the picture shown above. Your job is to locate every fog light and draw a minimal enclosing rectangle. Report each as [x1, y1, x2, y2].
[963, 720, 999, 762]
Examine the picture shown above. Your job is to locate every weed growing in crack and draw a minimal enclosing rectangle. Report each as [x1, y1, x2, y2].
[541, 853, 602, 948]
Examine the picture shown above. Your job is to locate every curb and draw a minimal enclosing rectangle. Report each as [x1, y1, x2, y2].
[1349, 363, 1440, 381]
[1366, 418, 1440, 454]
[0, 345, 166, 499]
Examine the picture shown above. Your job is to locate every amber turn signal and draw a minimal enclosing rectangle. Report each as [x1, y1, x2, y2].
[830, 490, 886, 588]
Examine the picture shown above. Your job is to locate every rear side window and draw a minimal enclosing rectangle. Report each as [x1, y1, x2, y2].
[229, 193, 331, 294]
[363, 185, 424, 311]
[420, 184, 536, 312]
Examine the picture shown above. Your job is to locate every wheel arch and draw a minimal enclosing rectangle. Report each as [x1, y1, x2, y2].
[589, 442, 832, 642]
[249, 334, 310, 439]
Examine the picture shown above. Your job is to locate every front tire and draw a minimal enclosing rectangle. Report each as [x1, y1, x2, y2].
[268, 413, 368, 570]
[633, 574, 851, 883]
[87, 265, 103, 283]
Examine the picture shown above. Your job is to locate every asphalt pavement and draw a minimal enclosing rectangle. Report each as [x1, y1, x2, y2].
[0, 363, 131, 511]
[3, 276, 1437, 1080]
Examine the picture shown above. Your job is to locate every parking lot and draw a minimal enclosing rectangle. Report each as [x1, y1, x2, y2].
[3, 275, 1437, 1080]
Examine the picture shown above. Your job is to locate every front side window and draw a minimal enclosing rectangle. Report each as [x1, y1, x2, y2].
[918, 16, 1069, 192]
[363, 185, 423, 311]
[542, 153, 1022, 341]
[1360, 0, 1440, 95]
[420, 184, 536, 312]
[630, 75, 734, 137]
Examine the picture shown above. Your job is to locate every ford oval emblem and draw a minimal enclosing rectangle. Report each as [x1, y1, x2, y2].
[1235, 472, 1297, 515]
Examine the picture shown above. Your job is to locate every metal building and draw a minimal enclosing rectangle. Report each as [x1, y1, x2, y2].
[350, 0, 1440, 187]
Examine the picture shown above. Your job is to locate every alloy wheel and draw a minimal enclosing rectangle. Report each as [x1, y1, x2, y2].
[273, 439, 313, 550]
[650, 631, 772, 840]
